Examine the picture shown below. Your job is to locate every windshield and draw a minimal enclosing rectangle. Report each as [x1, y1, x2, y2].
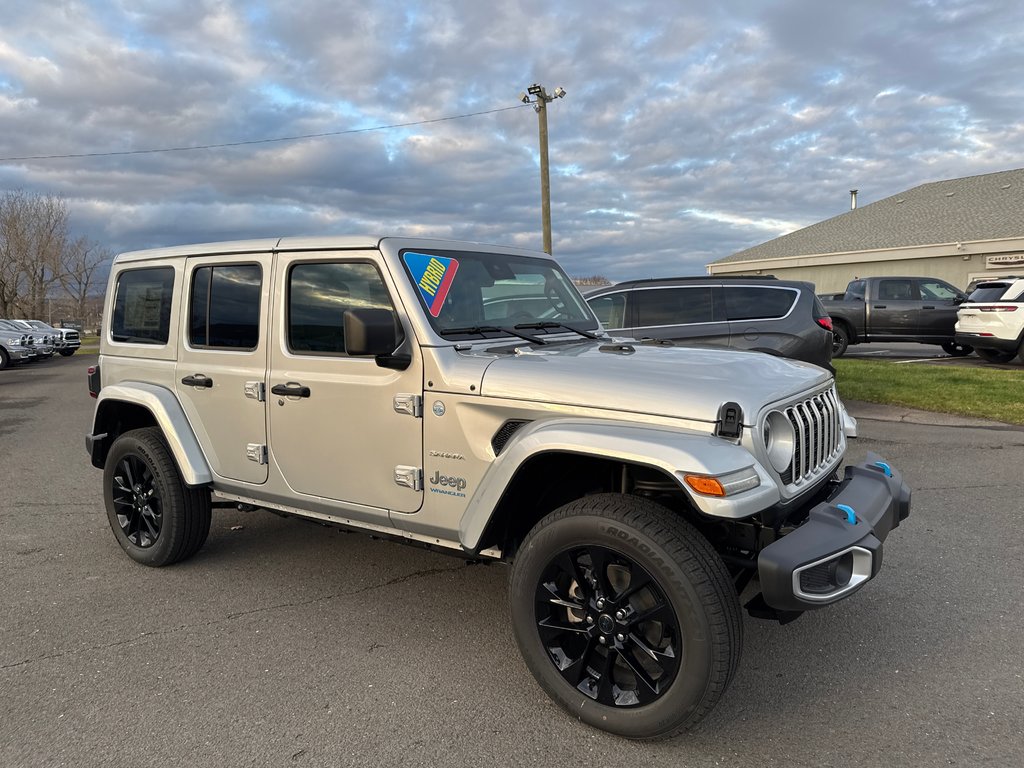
[401, 249, 598, 339]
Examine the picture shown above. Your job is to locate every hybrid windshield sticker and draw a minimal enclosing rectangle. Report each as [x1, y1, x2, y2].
[404, 252, 460, 317]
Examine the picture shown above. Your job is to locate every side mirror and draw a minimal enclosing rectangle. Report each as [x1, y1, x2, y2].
[344, 308, 398, 356]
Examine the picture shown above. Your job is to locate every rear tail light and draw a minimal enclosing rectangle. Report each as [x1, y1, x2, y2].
[977, 305, 1017, 312]
[816, 316, 833, 331]
[87, 365, 101, 398]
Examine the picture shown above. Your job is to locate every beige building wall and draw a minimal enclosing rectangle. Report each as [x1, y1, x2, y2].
[707, 237, 1024, 293]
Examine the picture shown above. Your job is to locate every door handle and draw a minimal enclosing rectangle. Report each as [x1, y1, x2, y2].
[873, 304, 887, 309]
[271, 382, 311, 398]
[922, 305, 936, 309]
[181, 374, 214, 388]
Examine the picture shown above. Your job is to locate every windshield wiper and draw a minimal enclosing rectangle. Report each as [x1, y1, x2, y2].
[439, 325, 546, 344]
[513, 321, 602, 340]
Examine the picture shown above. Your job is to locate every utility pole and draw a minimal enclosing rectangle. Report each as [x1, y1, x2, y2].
[519, 84, 566, 254]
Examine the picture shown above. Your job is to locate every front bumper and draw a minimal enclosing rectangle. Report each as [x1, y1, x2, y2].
[757, 452, 911, 612]
[6, 346, 35, 362]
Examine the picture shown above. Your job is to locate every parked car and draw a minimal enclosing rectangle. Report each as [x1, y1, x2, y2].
[0, 324, 35, 369]
[585, 276, 834, 370]
[86, 236, 910, 739]
[820, 276, 971, 357]
[954, 278, 1024, 363]
[17, 319, 81, 356]
[2, 320, 54, 360]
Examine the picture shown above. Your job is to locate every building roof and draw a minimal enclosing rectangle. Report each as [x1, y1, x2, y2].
[714, 167, 1024, 265]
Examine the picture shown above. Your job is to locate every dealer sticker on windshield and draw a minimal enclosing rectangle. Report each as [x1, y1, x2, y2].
[404, 252, 460, 317]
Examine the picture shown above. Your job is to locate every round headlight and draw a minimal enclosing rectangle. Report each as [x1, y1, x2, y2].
[763, 410, 795, 473]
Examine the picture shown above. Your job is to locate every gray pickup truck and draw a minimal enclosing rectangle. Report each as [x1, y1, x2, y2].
[820, 276, 971, 356]
[86, 236, 911, 738]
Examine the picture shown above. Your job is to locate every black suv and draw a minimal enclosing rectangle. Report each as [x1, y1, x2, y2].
[585, 276, 834, 369]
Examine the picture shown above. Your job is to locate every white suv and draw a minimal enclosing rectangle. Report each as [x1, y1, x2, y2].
[955, 278, 1024, 363]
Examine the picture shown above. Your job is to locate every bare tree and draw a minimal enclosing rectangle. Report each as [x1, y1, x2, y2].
[59, 236, 110, 322]
[0, 190, 69, 318]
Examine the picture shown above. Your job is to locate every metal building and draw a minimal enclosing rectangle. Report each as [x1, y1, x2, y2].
[707, 168, 1024, 293]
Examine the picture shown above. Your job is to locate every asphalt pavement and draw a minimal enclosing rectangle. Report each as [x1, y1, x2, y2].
[2, 357, 1022, 767]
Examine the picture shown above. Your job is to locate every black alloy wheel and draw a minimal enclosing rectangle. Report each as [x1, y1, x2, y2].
[510, 494, 742, 739]
[535, 545, 680, 707]
[103, 427, 212, 567]
[111, 453, 163, 548]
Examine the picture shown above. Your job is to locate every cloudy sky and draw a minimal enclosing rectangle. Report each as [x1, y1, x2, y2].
[2, 0, 1023, 281]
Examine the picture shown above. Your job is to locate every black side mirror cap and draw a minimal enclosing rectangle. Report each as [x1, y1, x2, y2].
[344, 308, 398, 357]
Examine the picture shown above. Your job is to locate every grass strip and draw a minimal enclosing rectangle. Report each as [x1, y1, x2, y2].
[833, 359, 1024, 425]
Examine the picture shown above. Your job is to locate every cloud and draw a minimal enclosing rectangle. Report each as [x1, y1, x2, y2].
[1, 0, 1023, 282]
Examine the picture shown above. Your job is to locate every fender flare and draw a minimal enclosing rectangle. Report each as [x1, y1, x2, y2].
[92, 382, 213, 486]
[458, 418, 780, 550]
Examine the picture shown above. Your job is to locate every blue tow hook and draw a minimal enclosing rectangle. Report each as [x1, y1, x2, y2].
[836, 504, 857, 525]
[873, 461, 893, 477]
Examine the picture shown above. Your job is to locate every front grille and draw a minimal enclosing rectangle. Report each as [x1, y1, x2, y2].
[780, 387, 842, 485]
[65, 331, 80, 341]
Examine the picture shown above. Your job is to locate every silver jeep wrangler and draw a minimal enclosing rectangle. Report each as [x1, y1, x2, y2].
[86, 236, 910, 739]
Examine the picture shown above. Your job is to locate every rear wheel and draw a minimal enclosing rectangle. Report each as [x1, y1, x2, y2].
[831, 325, 849, 357]
[941, 341, 973, 356]
[976, 348, 1017, 364]
[103, 427, 211, 566]
[509, 494, 742, 739]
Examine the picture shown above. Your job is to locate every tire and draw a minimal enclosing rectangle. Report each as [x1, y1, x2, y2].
[0, 347, 9, 370]
[59, 349, 76, 357]
[103, 427, 212, 567]
[509, 494, 742, 739]
[831, 324, 849, 358]
[976, 348, 1017, 364]
[941, 341, 973, 357]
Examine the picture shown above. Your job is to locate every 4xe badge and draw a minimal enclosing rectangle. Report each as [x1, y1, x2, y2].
[404, 252, 459, 317]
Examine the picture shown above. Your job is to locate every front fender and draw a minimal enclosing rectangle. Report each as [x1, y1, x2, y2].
[91, 382, 212, 487]
[458, 418, 780, 550]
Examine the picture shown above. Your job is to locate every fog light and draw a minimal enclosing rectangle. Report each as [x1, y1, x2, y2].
[828, 551, 854, 588]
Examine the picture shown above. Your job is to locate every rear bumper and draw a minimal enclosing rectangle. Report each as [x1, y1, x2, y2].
[757, 452, 911, 611]
[955, 332, 1019, 353]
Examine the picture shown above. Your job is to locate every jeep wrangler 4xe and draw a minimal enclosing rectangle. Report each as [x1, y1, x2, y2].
[86, 236, 910, 739]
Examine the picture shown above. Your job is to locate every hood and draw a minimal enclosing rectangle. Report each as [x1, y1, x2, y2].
[478, 341, 831, 424]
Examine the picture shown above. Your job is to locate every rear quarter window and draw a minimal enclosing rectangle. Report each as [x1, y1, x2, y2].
[110, 267, 175, 345]
[724, 286, 797, 320]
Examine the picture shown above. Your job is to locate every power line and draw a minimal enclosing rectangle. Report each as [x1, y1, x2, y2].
[0, 104, 529, 162]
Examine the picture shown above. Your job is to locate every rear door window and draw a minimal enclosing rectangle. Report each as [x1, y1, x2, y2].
[724, 286, 797, 320]
[189, 264, 262, 349]
[635, 287, 714, 327]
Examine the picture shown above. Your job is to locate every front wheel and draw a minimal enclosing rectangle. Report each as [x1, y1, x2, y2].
[509, 494, 742, 739]
[59, 349, 76, 357]
[941, 341, 973, 357]
[103, 427, 211, 566]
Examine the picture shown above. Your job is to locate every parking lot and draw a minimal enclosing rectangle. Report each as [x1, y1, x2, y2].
[2, 357, 1023, 767]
